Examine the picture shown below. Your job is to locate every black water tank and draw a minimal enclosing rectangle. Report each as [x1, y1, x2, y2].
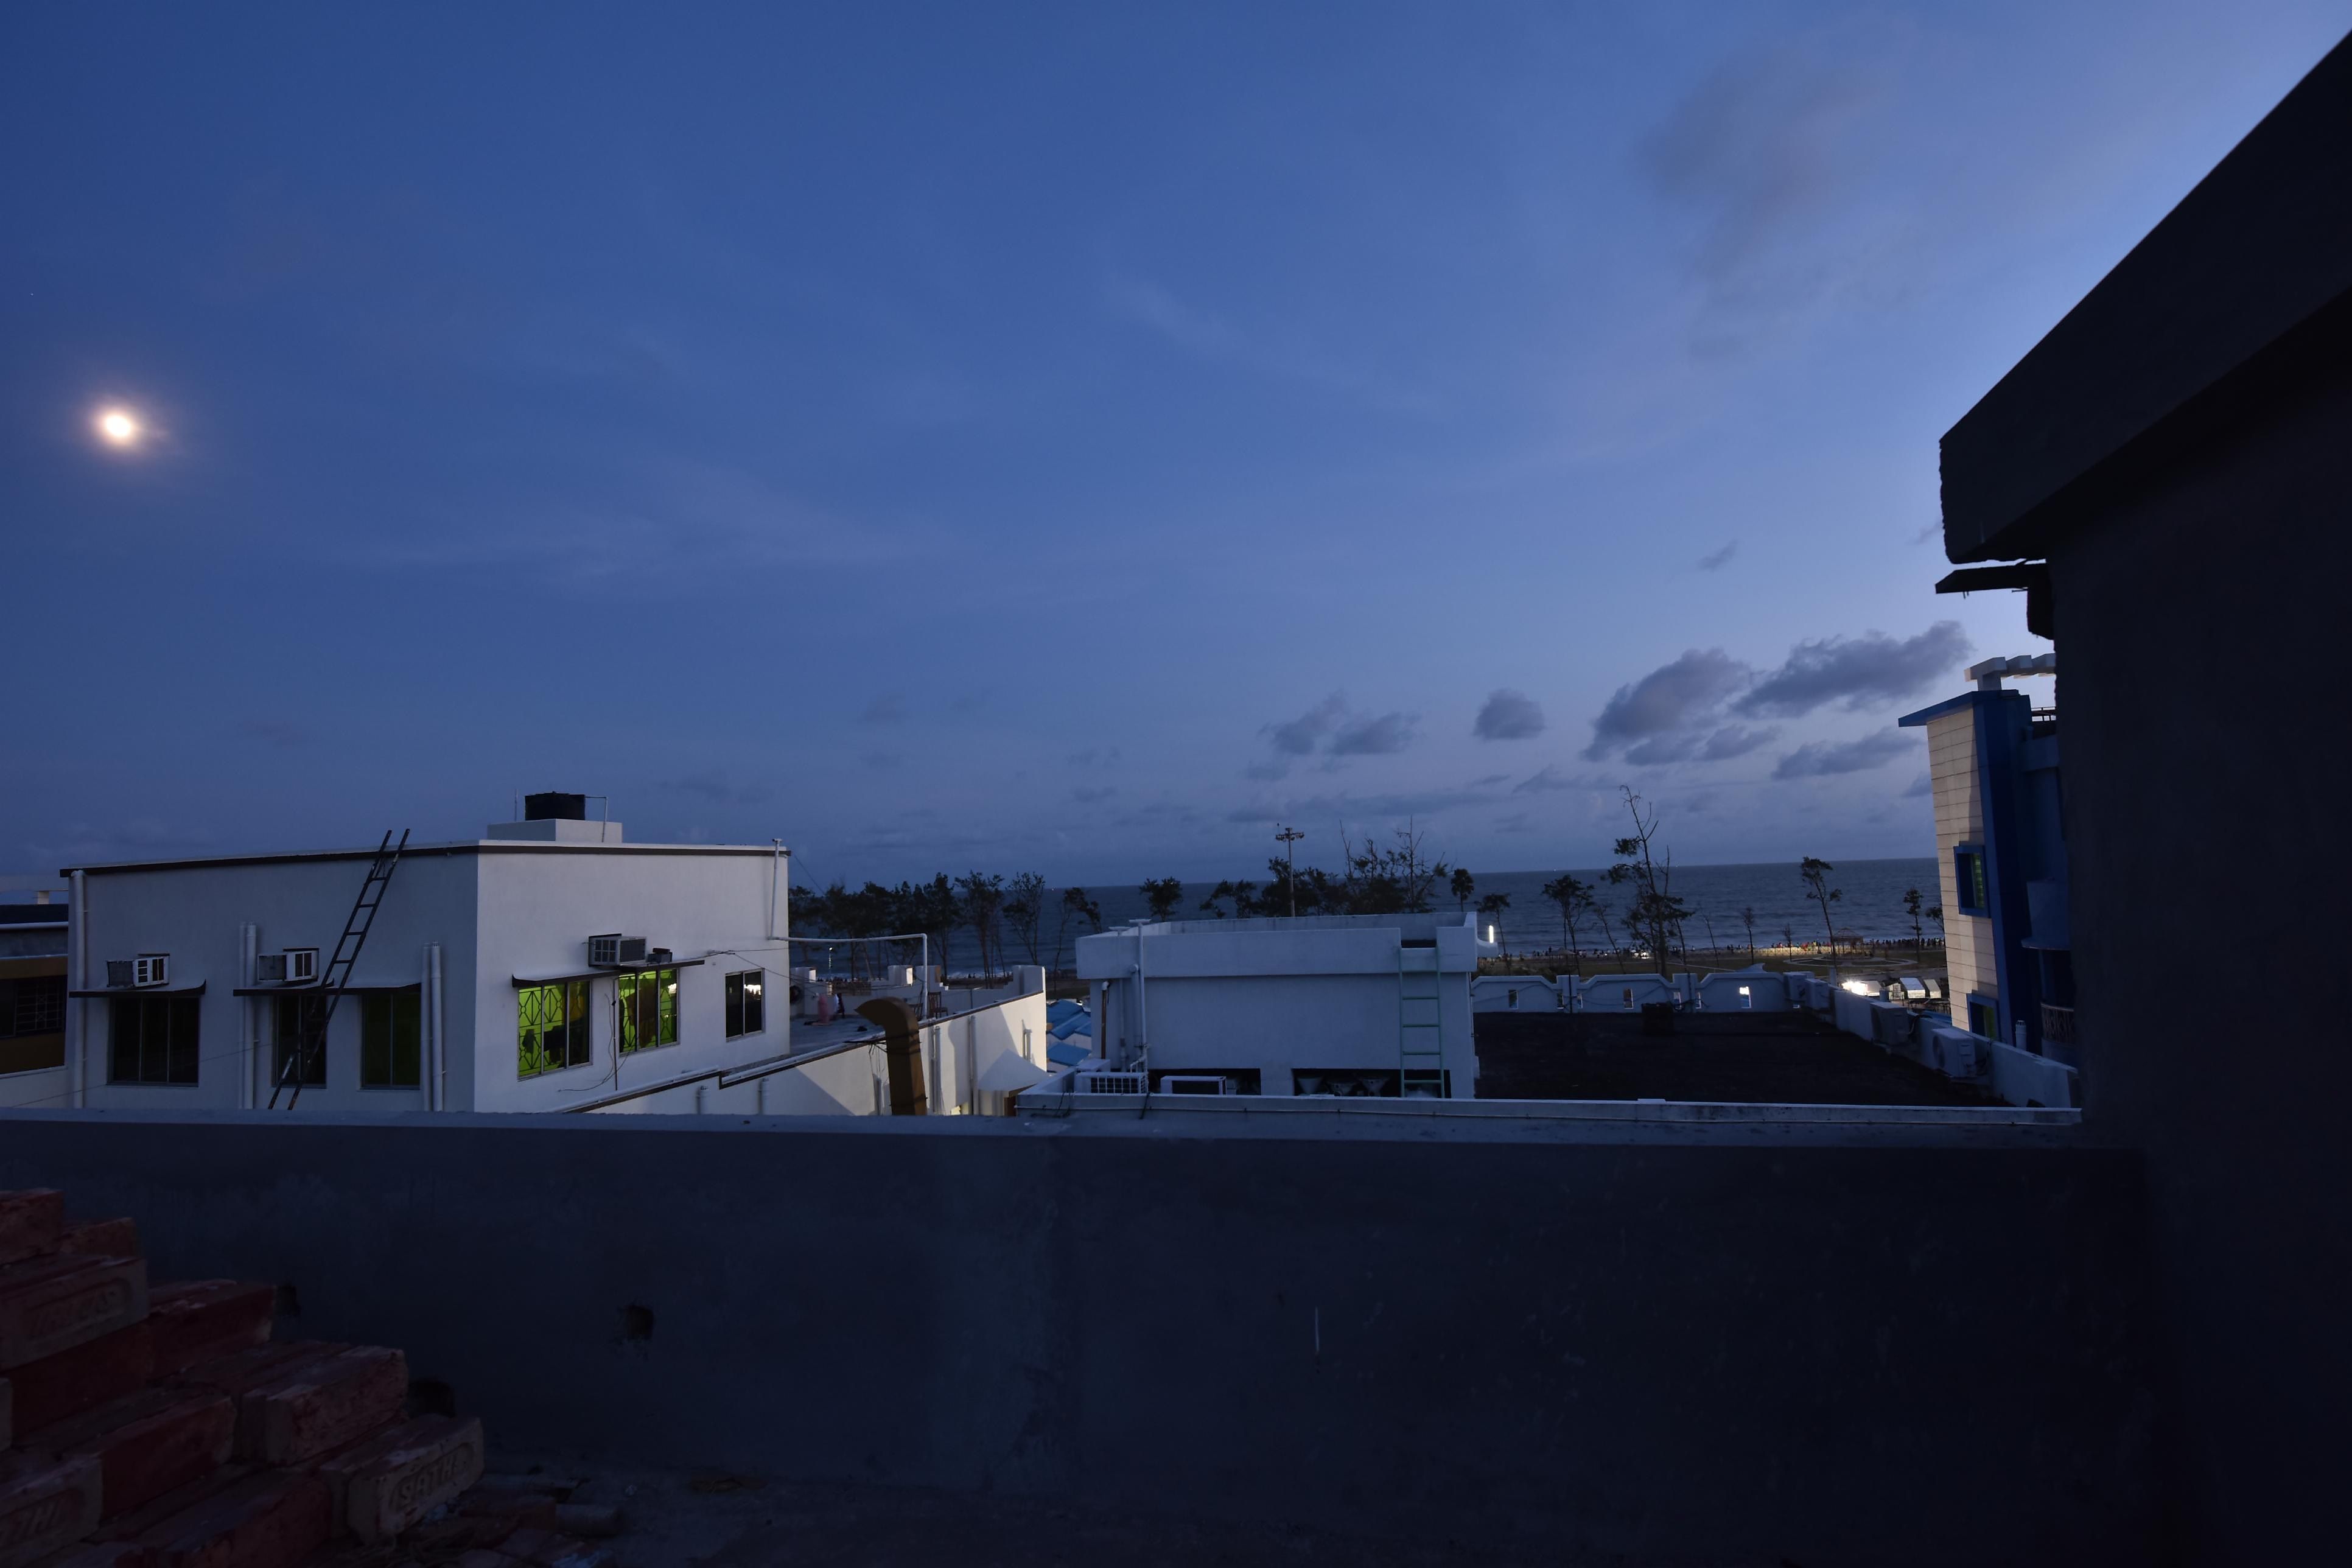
[525, 792, 589, 821]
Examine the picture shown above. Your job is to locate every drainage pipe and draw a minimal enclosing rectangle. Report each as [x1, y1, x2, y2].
[68, 870, 86, 1108]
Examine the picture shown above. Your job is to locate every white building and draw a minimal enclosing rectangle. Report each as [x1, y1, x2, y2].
[54, 799, 832, 1115]
[1075, 912, 1480, 1097]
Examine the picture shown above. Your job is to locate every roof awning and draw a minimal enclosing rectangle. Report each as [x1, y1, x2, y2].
[511, 959, 705, 989]
[231, 982, 422, 998]
[69, 981, 207, 998]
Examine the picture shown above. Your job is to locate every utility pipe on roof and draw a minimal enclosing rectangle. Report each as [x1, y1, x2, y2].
[427, 943, 446, 1111]
[68, 869, 86, 1108]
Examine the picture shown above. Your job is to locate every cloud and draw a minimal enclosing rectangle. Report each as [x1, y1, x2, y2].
[1264, 693, 1347, 755]
[1911, 521, 1942, 546]
[858, 750, 904, 770]
[1330, 711, 1416, 756]
[1770, 729, 1915, 779]
[1700, 724, 1778, 760]
[1071, 785, 1116, 804]
[1737, 622, 1971, 718]
[1698, 541, 1739, 572]
[1492, 811, 1537, 835]
[1512, 765, 1591, 794]
[1903, 772, 1934, 798]
[859, 693, 907, 724]
[1624, 733, 1700, 766]
[1471, 773, 1511, 788]
[1473, 689, 1546, 741]
[237, 719, 312, 747]
[1068, 747, 1121, 769]
[1583, 649, 1748, 760]
[1243, 759, 1292, 782]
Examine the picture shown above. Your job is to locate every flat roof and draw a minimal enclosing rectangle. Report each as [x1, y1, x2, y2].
[63, 839, 788, 877]
[1940, 34, 2352, 561]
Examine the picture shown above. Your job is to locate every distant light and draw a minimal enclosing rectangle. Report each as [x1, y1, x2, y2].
[1841, 979, 1877, 996]
[95, 408, 141, 447]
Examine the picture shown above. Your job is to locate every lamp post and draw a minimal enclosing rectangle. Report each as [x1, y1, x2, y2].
[1275, 825, 1305, 917]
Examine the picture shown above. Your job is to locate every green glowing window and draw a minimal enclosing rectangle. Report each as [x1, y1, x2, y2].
[619, 968, 680, 1055]
[362, 992, 422, 1089]
[518, 979, 590, 1078]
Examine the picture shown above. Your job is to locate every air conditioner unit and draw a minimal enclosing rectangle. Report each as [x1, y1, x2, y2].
[646, 947, 673, 967]
[1160, 1074, 1230, 1096]
[285, 949, 319, 984]
[133, 954, 170, 989]
[253, 954, 287, 985]
[107, 960, 135, 989]
[1076, 1071, 1146, 1095]
[587, 934, 648, 968]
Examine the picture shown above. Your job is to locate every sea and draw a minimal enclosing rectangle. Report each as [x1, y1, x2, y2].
[903, 858, 1942, 972]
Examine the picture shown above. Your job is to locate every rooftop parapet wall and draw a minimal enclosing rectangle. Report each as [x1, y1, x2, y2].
[0, 1111, 2161, 1566]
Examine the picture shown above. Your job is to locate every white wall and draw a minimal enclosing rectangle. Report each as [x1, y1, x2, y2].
[1471, 976, 1559, 1013]
[1695, 970, 1790, 1012]
[1577, 974, 1678, 1012]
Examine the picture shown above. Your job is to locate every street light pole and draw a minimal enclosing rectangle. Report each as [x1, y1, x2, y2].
[1275, 825, 1305, 918]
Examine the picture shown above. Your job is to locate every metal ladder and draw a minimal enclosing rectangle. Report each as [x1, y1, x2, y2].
[270, 830, 408, 1109]
[1398, 939, 1444, 1097]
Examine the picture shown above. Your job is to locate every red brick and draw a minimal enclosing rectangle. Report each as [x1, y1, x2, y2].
[313, 1416, 480, 1544]
[169, 1343, 342, 1439]
[135, 1471, 329, 1568]
[8, 1326, 155, 1438]
[242, 1349, 404, 1466]
[0, 1259, 148, 1371]
[35, 1390, 236, 1521]
[452, 1552, 514, 1568]
[0, 1194, 64, 1269]
[55, 1223, 138, 1262]
[144, 1289, 272, 1381]
[0, 1454, 102, 1568]
[29, 1541, 147, 1568]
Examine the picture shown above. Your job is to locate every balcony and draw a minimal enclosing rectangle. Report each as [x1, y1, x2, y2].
[2042, 1002, 2078, 1047]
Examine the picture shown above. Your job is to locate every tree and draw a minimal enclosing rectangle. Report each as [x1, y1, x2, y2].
[1740, 905, 1759, 958]
[1335, 820, 1450, 914]
[1003, 872, 1047, 966]
[1476, 892, 1511, 954]
[1699, 910, 1720, 954]
[1800, 858, 1843, 959]
[1540, 873, 1598, 968]
[1052, 885, 1104, 970]
[1139, 877, 1186, 922]
[955, 872, 1007, 975]
[1606, 788, 1691, 980]
[1902, 887, 1927, 951]
[1450, 868, 1476, 912]
[1197, 879, 1260, 919]
[1260, 855, 1329, 918]
[895, 875, 961, 982]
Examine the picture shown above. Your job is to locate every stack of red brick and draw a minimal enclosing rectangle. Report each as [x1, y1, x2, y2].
[0, 1188, 486, 1568]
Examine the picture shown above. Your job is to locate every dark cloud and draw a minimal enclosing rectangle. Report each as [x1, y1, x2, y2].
[1625, 733, 1700, 766]
[1903, 772, 1934, 798]
[859, 693, 907, 724]
[1067, 746, 1121, 768]
[1640, 50, 1876, 285]
[1512, 765, 1592, 794]
[1264, 693, 1346, 755]
[1471, 773, 1511, 788]
[1697, 541, 1739, 572]
[1770, 729, 1915, 779]
[1736, 622, 1971, 718]
[1583, 649, 1748, 760]
[1473, 689, 1546, 741]
[1330, 711, 1416, 756]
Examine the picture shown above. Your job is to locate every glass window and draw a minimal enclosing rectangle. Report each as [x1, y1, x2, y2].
[272, 995, 327, 1087]
[619, 968, 680, 1054]
[361, 992, 423, 1088]
[1953, 846, 1990, 916]
[2, 976, 67, 1040]
[517, 981, 590, 1079]
[110, 995, 200, 1085]
[725, 971, 764, 1038]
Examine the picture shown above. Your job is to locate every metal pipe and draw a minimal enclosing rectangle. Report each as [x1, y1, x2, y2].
[427, 943, 446, 1111]
[240, 924, 258, 1110]
[68, 870, 86, 1107]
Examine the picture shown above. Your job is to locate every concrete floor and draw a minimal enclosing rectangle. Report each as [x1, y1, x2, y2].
[484, 1451, 1801, 1567]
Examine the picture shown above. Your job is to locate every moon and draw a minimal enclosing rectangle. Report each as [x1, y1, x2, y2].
[95, 407, 142, 447]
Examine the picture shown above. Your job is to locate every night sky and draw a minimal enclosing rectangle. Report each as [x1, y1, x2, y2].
[6, 3, 2344, 886]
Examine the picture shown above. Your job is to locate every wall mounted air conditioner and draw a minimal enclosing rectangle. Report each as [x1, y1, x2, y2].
[254, 954, 286, 984]
[107, 960, 135, 988]
[1076, 1070, 1146, 1095]
[1160, 1074, 1230, 1096]
[587, 934, 648, 968]
[285, 949, 318, 984]
[132, 954, 170, 989]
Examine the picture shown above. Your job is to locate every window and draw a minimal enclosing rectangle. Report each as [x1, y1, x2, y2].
[620, 968, 680, 1054]
[273, 994, 327, 1087]
[1953, 845, 1990, 916]
[518, 980, 590, 1078]
[1967, 996, 2000, 1041]
[2, 975, 67, 1039]
[724, 971, 765, 1039]
[361, 992, 422, 1089]
[110, 995, 200, 1085]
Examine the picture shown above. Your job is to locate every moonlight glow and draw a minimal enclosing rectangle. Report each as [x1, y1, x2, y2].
[95, 408, 141, 447]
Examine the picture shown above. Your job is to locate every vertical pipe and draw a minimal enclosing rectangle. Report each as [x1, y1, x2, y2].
[427, 943, 446, 1111]
[239, 925, 258, 1110]
[68, 870, 87, 1107]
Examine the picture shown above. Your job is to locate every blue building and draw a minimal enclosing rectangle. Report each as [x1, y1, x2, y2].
[1898, 655, 2073, 1063]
